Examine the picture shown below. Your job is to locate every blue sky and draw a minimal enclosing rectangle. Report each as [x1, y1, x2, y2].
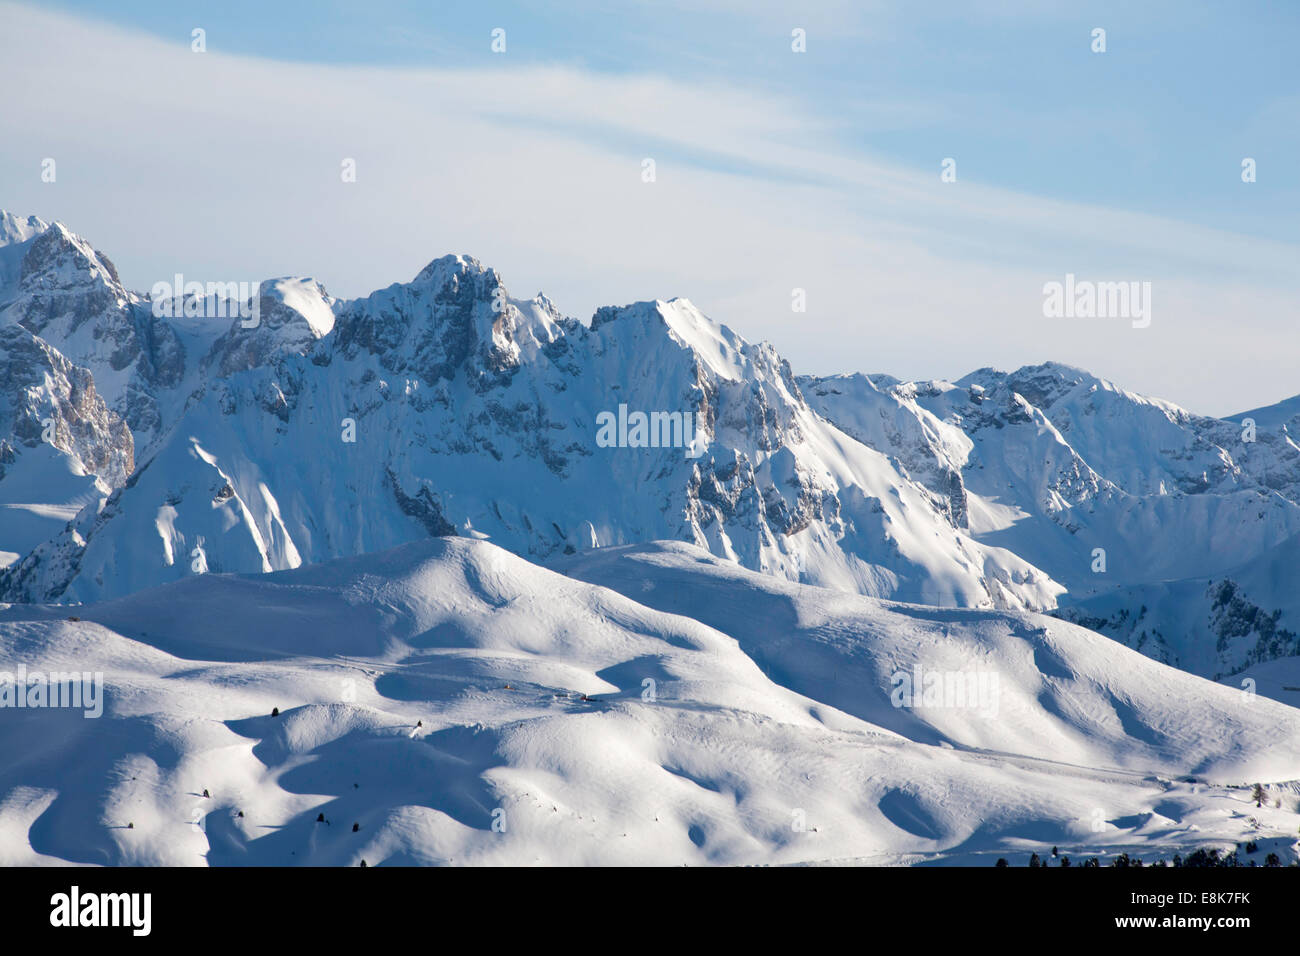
[41, 0, 1299, 237]
[5, 0, 1299, 413]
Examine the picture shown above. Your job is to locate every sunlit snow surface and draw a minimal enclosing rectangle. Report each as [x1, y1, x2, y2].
[0, 537, 1295, 866]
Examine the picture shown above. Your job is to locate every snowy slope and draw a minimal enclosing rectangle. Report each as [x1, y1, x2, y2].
[554, 541, 1300, 779]
[1222, 655, 1300, 712]
[802, 363, 1300, 677]
[1233, 393, 1300, 431]
[1, 536, 1295, 867]
[804, 365, 1300, 593]
[1058, 532, 1300, 681]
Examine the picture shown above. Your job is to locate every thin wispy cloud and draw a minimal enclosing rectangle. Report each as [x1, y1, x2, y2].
[1, 1, 1295, 414]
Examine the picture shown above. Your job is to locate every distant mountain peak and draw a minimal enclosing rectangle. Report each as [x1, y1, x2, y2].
[412, 252, 488, 289]
[0, 210, 48, 246]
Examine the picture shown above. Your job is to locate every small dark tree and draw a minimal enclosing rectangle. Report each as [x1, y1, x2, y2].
[1253, 783, 1266, 808]
[1183, 848, 1223, 868]
[995, 858, 1008, 867]
[1265, 852, 1281, 867]
[1029, 852, 1042, 868]
[271, 707, 280, 717]
[352, 822, 360, 832]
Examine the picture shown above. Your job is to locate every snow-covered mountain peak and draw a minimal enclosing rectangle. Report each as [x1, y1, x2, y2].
[813, 371, 886, 397]
[591, 297, 748, 384]
[201, 277, 336, 377]
[411, 252, 489, 290]
[963, 361, 1192, 427]
[530, 291, 564, 322]
[263, 277, 335, 338]
[960, 362, 1099, 410]
[0, 211, 48, 249]
[19, 221, 127, 302]
[325, 252, 524, 388]
[0, 213, 49, 298]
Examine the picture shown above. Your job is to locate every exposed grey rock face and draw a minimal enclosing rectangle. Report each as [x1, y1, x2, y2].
[1, 218, 185, 448]
[327, 255, 522, 390]
[205, 278, 335, 378]
[1205, 579, 1299, 670]
[0, 323, 133, 487]
[799, 373, 974, 528]
[1055, 575, 1300, 681]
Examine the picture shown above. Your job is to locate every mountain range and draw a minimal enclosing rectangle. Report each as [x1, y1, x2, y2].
[2, 211, 1296, 683]
[1, 211, 1299, 865]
